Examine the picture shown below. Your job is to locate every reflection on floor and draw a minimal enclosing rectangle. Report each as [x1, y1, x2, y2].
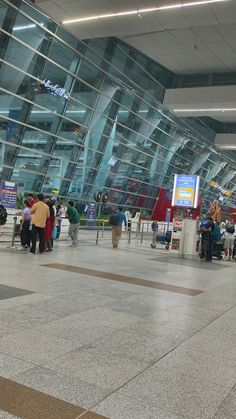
[0, 239, 236, 419]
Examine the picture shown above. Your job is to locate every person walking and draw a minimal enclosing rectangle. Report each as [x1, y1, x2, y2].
[110, 207, 127, 248]
[66, 200, 80, 247]
[30, 193, 50, 254]
[223, 221, 235, 261]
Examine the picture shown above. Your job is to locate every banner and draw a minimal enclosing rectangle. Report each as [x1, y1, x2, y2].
[1, 181, 17, 208]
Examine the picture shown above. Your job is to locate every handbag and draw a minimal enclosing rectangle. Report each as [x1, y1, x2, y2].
[53, 225, 57, 239]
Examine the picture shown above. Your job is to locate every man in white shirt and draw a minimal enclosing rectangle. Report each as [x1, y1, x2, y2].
[224, 221, 235, 261]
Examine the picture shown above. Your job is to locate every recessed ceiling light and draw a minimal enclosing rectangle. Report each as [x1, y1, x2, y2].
[63, 0, 229, 25]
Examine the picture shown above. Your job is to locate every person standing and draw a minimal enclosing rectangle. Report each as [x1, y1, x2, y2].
[66, 200, 80, 247]
[56, 204, 64, 239]
[151, 221, 158, 249]
[223, 221, 235, 261]
[30, 193, 50, 254]
[110, 207, 127, 248]
[200, 216, 215, 262]
[27, 193, 37, 208]
[44, 201, 55, 252]
[19, 200, 31, 249]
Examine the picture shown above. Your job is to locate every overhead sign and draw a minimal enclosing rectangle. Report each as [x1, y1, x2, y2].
[172, 174, 200, 208]
[1, 181, 17, 208]
[210, 181, 231, 197]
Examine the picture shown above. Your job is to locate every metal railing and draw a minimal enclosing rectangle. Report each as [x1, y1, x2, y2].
[0, 212, 172, 251]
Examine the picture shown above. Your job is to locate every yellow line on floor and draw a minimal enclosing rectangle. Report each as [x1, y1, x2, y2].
[41, 263, 203, 296]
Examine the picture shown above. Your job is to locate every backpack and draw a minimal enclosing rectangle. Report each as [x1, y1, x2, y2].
[109, 214, 119, 226]
[0, 205, 7, 226]
[226, 223, 235, 234]
[213, 226, 221, 241]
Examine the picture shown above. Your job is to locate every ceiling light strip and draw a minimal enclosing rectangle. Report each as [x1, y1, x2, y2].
[63, 0, 229, 25]
[174, 108, 236, 112]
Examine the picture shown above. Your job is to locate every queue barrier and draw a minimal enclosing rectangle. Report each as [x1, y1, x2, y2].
[0, 211, 172, 250]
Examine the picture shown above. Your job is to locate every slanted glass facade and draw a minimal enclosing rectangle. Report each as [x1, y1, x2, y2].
[1, 0, 236, 214]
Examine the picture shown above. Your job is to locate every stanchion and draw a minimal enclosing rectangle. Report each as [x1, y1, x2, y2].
[102, 222, 104, 238]
[151, 230, 157, 248]
[140, 223, 144, 244]
[96, 221, 100, 245]
[7, 216, 18, 249]
[135, 221, 139, 238]
[128, 227, 131, 244]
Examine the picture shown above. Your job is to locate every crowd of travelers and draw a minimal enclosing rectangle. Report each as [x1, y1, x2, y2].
[5, 195, 236, 259]
[17, 193, 80, 254]
[199, 216, 236, 262]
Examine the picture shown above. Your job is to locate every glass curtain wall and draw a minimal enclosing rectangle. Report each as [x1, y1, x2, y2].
[0, 0, 236, 214]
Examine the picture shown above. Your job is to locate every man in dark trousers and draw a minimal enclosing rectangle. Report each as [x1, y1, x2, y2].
[200, 216, 215, 262]
[30, 193, 50, 254]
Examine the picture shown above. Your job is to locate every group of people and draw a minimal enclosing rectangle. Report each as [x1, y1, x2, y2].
[200, 216, 236, 262]
[18, 194, 80, 254]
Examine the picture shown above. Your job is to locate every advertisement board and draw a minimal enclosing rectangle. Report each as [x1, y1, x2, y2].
[171, 175, 200, 208]
[170, 218, 183, 252]
[0, 181, 17, 209]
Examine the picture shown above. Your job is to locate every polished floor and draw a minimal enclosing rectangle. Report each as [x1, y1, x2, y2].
[0, 235, 236, 418]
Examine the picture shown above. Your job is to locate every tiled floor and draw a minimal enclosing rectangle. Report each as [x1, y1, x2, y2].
[0, 237, 236, 418]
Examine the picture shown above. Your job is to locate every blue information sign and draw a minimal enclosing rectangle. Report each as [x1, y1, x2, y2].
[87, 203, 96, 229]
[1, 181, 17, 208]
[172, 175, 200, 208]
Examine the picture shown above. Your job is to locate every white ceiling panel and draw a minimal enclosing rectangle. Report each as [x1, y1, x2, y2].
[181, 6, 218, 26]
[34, 0, 236, 74]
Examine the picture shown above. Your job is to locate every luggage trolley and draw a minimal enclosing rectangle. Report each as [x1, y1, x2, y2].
[150, 222, 172, 249]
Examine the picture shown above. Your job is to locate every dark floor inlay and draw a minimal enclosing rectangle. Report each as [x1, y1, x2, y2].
[41, 263, 203, 296]
[0, 376, 108, 419]
[0, 284, 34, 301]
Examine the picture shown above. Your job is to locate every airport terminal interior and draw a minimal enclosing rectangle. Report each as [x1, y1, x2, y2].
[2, 0, 236, 417]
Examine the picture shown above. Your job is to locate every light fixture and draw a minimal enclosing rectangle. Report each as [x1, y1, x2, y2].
[62, 0, 229, 25]
[13, 23, 44, 31]
[216, 146, 236, 150]
[174, 108, 236, 112]
[13, 24, 36, 31]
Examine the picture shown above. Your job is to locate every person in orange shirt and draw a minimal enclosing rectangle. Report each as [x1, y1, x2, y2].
[30, 193, 50, 254]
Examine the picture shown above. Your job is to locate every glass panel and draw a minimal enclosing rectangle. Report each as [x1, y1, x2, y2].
[0, 0, 7, 27]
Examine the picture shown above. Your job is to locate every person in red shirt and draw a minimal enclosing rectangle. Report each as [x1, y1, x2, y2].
[27, 193, 37, 208]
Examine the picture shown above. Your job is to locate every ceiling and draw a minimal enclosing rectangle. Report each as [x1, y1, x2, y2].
[34, 0, 236, 145]
[34, 0, 236, 74]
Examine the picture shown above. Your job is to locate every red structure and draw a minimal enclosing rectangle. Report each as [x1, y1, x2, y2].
[151, 188, 202, 221]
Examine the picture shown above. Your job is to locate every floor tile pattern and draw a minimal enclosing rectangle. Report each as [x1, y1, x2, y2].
[42, 263, 203, 296]
[1, 239, 236, 418]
